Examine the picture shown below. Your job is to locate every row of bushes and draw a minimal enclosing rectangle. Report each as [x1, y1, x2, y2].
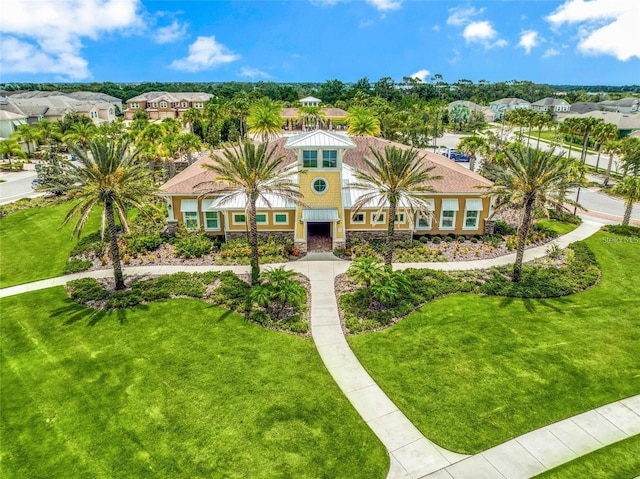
[339, 242, 600, 333]
[65, 268, 309, 333]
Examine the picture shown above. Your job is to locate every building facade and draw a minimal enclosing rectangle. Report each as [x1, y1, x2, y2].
[159, 131, 494, 252]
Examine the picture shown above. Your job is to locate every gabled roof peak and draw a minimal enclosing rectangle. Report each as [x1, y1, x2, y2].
[285, 129, 356, 149]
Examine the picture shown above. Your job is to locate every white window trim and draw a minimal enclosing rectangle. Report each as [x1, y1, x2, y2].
[204, 211, 221, 231]
[351, 213, 365, 224]
[232, 213, 247, 225]
[463, 210, 480, 230]
[312, 177, 329, 195]
[273, 213, 289, 225]
[440, 210, 457, 230]
[256, 213, 268, 225]
[183, 211, 200, 230]
[371, 212, 386, 224]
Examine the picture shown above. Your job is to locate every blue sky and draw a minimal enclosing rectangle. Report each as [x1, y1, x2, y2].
[1, 0, 638, 85]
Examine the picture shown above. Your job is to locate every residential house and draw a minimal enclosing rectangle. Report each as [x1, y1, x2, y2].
[159, 130, 494, 252]
[531, 98, 570, 115]
[448, 100, 496, 123]
[489, 98, 531, 120]
[123, 92, 212, 120]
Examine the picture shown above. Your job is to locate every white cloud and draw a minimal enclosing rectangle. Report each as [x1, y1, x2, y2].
[518, 30, 539, 54]
[366, 0, 401, 11]
[546, 0, 639, 61]
[409, 69, 430, 82]
[446, 6, 485, 26]
[462, 21, 507, 48]
[239, 67, 271, 79]
[170, 36, 240, 72]
[543, 48, 561, 58]
[154, 20, 188, 44]
[0, 0, 143, 79]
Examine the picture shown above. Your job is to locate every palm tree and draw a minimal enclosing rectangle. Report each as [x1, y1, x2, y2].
[297, 106, 326, 131]
[247, 98, 284, 142]
[591, 122, 618, 173]
[602, 140, 622, 187]
[199, 141, 303, 285]
[458, 135, 488, 172]
[0, 139, 27, 164]
[346, 106, 381, 136]
[60, 138, 157, 290]
[613, 176, 640, 226]
[11, 123, 39, 156]
[63, 122, 97, 154]
[349, 145, 441, 265]
[485, 146, 582, 282]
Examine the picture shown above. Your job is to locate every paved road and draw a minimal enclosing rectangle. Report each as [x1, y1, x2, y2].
[0, 170, 41, 205]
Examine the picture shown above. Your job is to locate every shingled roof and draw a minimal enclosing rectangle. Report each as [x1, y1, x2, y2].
[160, 135, 491, 195]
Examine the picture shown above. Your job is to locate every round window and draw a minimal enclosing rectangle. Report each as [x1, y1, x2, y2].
[312, 178, 328, 194]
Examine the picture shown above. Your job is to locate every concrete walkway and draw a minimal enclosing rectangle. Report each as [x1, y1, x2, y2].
[2, 218, 636, 478]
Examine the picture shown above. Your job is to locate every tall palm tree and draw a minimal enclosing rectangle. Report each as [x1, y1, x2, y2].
[11, 123, 39, 156]
[199, 141, 303, 285]
[247, 98, 284, 142]
[60, 138, 157, 290]
[591, 122, 618, 172]
[458, 135, 488, 172]
[485, 146, 582, 282]
[349, 145, 441, 265]
[0, 139, 27, 164]
[346, 106, 381, 136]
[63, 122, 97, 154]
[297, 106, 326, 130]
[613, 175, 640, 226]
[602, 140, 622, 187]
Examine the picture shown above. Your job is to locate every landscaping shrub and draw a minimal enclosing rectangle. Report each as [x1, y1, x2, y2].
[174, 234, 212, 258]
[66, 278, 109, 303]
[603, 225, 640, 237]
[63, 258, 93, 274]
[495, 220, 515, 235]
[126, 232, 164, 255]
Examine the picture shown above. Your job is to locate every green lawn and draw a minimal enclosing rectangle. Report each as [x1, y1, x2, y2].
[0, 289, 388, 478]
[536, 219, 579, 236]
[349, 231, 640, 454]
[0, 202, 100, 288]
[534, 435, 640, 479]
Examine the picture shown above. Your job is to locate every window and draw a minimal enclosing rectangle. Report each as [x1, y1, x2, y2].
[274, 213, 288, 224]
[322, 150, 337, 168]
[312, 178, 327, 194]
[160, 102, 167, 108]
[440, 199, 459, 229]
[204, 212, 219, 230]
[184, 211, 198, 230]
[463, 198, 483, 230]
[233, 213, 246, 224]
[351, 213, 365, 224]
[465, 210, 479, 228]
[256, 213, 267, 224]
[372, 212, 386, 223]
[303, 150, 317, 168]
[394, 213, 405, 223]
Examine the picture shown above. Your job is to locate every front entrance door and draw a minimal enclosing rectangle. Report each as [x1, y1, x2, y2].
[307, 222, 332, 252]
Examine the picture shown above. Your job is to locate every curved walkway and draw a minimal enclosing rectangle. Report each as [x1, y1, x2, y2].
[2, 219, 637, 479]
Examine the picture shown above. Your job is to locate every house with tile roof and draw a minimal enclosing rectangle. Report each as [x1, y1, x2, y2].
[159, 130, 494, 252]
[123, 92, 213, 121]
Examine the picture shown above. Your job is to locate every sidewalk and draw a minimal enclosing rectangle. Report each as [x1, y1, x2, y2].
[1, 218, 635, 478]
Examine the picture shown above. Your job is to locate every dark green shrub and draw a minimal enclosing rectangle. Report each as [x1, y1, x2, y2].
[66, 278, 109, 304]
[127, 233, 164, 254]
[174, 234, 212, 258]
[63, 259, 92, 274]
[495, 220, 515, 235]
